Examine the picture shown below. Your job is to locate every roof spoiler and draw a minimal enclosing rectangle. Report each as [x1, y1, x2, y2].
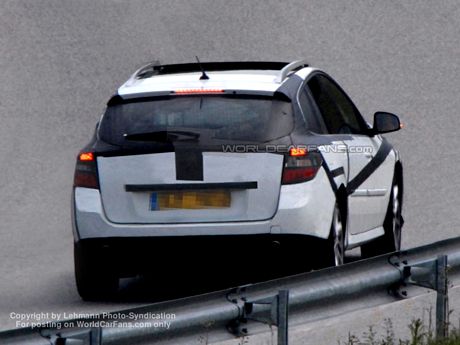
[129, 60, 309, 83]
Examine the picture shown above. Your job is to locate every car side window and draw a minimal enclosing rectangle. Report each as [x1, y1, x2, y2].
[307, 74, 366, 135]
[297, 88, 326, 133]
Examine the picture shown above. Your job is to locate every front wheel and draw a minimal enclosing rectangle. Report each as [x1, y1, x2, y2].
[361, 178, 403, 258]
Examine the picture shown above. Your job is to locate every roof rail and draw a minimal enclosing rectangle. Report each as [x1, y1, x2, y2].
[275, 59, 309, 83]
[135, 60, 162, 79]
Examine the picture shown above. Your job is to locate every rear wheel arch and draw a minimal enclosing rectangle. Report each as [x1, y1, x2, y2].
[336, 184, 348, 232]
[334, 184, 349, 248]
[394, 161, 403, 206]
[321, 192, 347, 267]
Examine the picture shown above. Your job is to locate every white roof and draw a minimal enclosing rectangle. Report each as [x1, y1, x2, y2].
[118, 70, 282, 97]
[117, 67, 317, 97]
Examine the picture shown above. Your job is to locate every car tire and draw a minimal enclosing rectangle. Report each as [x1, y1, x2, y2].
[74, 242, 118, 301]
[321, 202, 345, 267]
[361, 176, 403, 258]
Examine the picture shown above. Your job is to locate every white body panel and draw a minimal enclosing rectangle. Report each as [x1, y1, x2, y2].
[73, 167, 335, 240]
[347, 226, 385, 248]
[319, 139, 349, 186]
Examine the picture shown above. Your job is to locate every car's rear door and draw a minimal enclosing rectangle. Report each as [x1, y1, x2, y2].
[96, 94, 292, 224]
[344, 135, 394, 234]
[306, 73, 393, 235]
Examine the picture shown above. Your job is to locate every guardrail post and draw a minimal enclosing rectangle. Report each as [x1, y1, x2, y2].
[277, 290, 289, 345]
[229, 290, 289, 345]
[395, 254, 449, 340]
[436, 255, 449, 339]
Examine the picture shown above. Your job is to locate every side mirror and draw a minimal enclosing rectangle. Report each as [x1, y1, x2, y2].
[372, 112, 401, 134]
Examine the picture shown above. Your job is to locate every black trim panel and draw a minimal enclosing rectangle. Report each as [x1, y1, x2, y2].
[125, 182, 258, 192]
[140, 61, 289, 77]
[175, 149, 203, 181]
[331, 167, 345, 178]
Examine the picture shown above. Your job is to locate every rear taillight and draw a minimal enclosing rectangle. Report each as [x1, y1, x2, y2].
[281, 148, 323, 184]
[74, 152, 99, 189]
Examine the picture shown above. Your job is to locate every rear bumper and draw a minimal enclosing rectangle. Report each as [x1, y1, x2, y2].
[75, 234, 329, 276]
[76, 235, 326, 256]
[72, 168, 335, 241]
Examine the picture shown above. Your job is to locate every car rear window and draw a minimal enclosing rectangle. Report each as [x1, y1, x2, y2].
[99, 95, 294, 145]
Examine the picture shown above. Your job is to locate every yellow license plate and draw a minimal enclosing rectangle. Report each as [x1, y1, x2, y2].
[150, 190, 231, 210]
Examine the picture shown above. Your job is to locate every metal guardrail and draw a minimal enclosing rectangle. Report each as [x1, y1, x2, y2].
[1, 236, 460, 345]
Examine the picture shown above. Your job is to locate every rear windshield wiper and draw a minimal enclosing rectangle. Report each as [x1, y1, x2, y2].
[123, 130, 200, 142]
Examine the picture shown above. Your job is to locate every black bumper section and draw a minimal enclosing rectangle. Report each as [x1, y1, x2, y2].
[76, 234, 327, 276]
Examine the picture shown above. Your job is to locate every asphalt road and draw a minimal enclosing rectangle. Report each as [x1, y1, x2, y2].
[1, 0, 460, 333]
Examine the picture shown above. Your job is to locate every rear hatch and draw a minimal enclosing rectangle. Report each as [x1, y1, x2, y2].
[97, 94, 293, 224]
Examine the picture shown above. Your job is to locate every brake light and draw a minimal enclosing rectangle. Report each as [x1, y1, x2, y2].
[74, 152, 99, 189]
[173, 88, 224, 95]
[282, 148, 322, 184]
